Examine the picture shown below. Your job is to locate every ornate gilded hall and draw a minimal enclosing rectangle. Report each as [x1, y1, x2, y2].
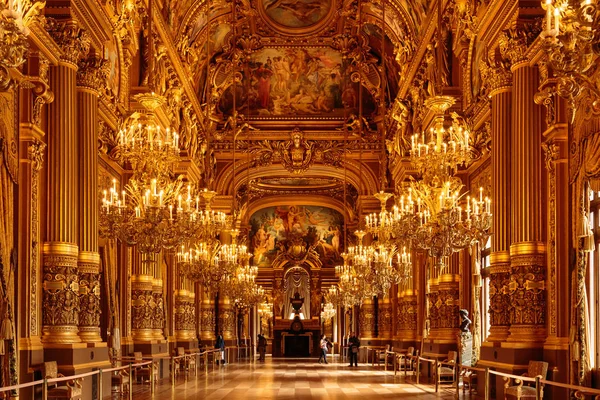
[0, 0, 599, 398]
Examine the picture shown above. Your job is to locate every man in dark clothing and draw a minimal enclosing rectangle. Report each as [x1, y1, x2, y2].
[348, 332, 360, 367]
[257, 334, 267, 361]
[215, 331, 225, 365]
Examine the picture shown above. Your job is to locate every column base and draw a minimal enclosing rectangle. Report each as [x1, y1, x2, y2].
[132, 328, 156, 342]
[153, 329, 165, 341]
[506, 325, 546, 345]
[42, 326, 82, 344]
[485, 325, 510, 344]
[175, 330, 196, 341]
[78, 326, 102, 343]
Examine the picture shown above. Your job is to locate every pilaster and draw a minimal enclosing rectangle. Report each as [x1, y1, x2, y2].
[200, 290, 216, 344]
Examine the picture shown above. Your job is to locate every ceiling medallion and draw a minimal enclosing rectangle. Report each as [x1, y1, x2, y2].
[257, 0, 335, 36]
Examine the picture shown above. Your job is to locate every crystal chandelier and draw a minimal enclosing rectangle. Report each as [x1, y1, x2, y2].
[392, 95, 492, 270]
[320, 302, 336, 320]
[365, 192, 395, 243]
[100, 118, 227, 254]
[541, 0, 600, 108]
[396, 246, 413, 282]
[176, 241, 219, 284]
[410, 96, 472, 184]
[224, 264, 265, 309]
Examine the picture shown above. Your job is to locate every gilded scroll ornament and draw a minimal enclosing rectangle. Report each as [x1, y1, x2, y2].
[247, 129, 346, 174]
[42, 250, 81, 343]
[27, 139, 45, 336]
[509, 256, 546, 327]
[543, 141, 559, 337]
[489, 268, 511, 327]
[396, 296, 417, 333]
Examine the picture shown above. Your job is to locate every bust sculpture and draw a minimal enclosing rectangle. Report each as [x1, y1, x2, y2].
[459, 309, 471, 332]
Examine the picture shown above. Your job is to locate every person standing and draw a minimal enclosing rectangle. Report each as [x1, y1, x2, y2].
[257, 334, 267, 362]
[318, 335, 329, 364]
[215, 331, 225, 365]
[348, 332, 360, 367]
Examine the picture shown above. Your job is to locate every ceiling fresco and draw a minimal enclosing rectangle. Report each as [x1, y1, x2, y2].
[217, 47, 377, 118]
[260, 0, 333, 29]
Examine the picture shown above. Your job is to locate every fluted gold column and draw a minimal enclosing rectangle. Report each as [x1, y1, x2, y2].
[218, 295, 236, 341]
[42, 21, 90, 344]
[359, 297, 375, 339]
[487, 60, 513, 343]
[505, 41, 547, 344]
[76, 55, 106, 343]
[200, 289, 216, 343]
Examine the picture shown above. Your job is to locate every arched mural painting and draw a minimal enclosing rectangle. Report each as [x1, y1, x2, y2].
[249, 205, 344, 267]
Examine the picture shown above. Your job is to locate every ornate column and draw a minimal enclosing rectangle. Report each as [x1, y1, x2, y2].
[42, 20, 90, 344]
[218, 295, 235, 341]
[396, 280, 417, 343]
[501, 29, 547, 344]
[428, 273, 460, 343]
[377, 294, 392, 340]
[481, 56, 513, 343]
[76, 54, 107, 343]
[199, 289, 216, 344]
[152, 277, 165, 340]
[130, 251, 154, 342]
[174, 276, 196, 343]
[359, 297, 375, 340]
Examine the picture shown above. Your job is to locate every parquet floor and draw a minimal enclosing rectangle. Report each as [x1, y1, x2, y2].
[128, 356, 477, 399]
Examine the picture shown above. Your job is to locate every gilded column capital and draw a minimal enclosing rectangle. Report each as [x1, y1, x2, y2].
[499, 24, 541, 70]
[76, 55, 109, 92]
[480, 56, 512, 96]
[46, 19, 91, 67]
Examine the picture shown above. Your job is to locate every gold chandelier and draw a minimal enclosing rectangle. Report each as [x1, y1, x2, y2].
[320, 302, 336, 320]
[100, 118, 227, 254]
[176, 240, 219, 284]
[541, 0, 600, 108]
[394, 95, 491, 270]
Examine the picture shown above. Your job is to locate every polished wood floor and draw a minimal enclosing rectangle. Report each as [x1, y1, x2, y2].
[127, 356, 476, 399]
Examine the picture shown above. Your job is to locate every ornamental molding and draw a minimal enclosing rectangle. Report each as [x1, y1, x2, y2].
[246, 128, 348, 174]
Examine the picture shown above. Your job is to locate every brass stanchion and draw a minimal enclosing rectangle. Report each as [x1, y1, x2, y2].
[98, 369, 103, 400]
[150, 361, 155, 394]
[42, 378, 48, 400]
[129, 363, 133, 400]
[171, 356, 175, 387]
[435, 361, 440, 392]
[535, 376, 541, 400]
[416, 357, 421, 384]
[484, 368, 490, 400]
